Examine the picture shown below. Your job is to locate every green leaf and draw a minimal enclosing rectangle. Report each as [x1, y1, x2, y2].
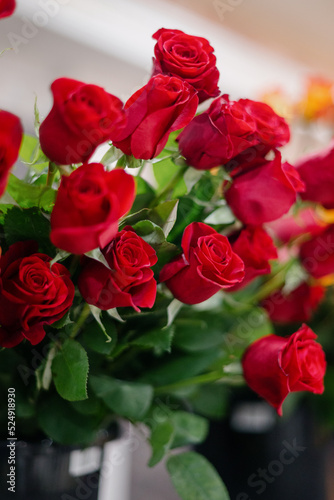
[4, 206, 54, 255]
[100, 144, 123, 166]
[166, 299, 183, 328]
[132, 220, 166, 248]
[173, 316, 225, 352]
[52, 339, 89, 401]
[51, 311, 73, 330]
[38, 394, 99, 445]
[34, 96, 41, 136]
[167, 451, 230, 500]
[167, 452, 230, 500]
[82, 313, 117, 355]
[132, 326, 174, 355]
[204, 205, 235, 225]
[149, 420, 175, 467]
[131, 176, 155, 213]
[19, 133, 49, 173]
[171, 412, 208, 448]
[6, 174, 56, 211]
[190, 384, 228, 420]
[90, 375, 153, 420]
[36, 345, 57, 391]
[150, 200, 179, 237]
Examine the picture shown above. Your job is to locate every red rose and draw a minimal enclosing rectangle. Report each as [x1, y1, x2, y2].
[159, 222, 244, 304]
[0, 241, 75, 348]
[78, 227, 157, 311]
[299, 225, 334, 278]
[262, 282, 325, 324]
[224, 151, 305, 225]
[296, 141, 334, 208]
[229, 225, 277, 291]
[39, 78, 125, 165]
[113, 74, 198, 160]
[152, 28, 220, 103]
[50, 164, 135, 255]
[177, 95, 258, 170]
[0, 110, 23, 196]
[0, 0, 15, 19]
[242, 324, 326, 415]
[266, 207, 326, 245]
[238, 99, 290, 148]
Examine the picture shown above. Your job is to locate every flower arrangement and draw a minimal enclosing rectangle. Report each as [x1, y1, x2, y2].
[0, 5, 331, 499]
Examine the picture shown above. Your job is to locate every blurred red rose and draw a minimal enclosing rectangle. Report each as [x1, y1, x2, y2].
[159, 222, 244, 304]
[0, 0, 15, 19]
[0, 241, 75, 348]
[242, 324, 326, 415]
[39, 78, 125, 165]
[152, 28, 220, 103]
[113, 74, 198, 160]
[50, 164, 135, 255]
[78, 227, 157, 311]
[266, 207, 326, 245]
[262, 282, 325, 323]
[229, 225, 277, 291]
[177, 95, 258, 170]
[224, 151, 305, 225]
[296, 141, 334, 209]
[0, 110, 23, 196]
[299, 224, 334, 278]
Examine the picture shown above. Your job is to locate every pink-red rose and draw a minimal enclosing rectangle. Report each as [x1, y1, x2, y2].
[159, 222, 244, 304]
[262, 282, 325, 324]
[296, 141, 334, 208]
[0, 241, 75, 348]
[78, 227, 157, 311]
[242, 324, 326, 415]
[299, 225, 334, 278]
[224, 151, 305, 225]
[152, 28, 220, 103]
[50, 163, 135, 255]
[266, 207, 326, 245]
[113, 74, 198, 160]
[228, 225, 277, 291]
[39, 78, 125, 165]
[0, 0, 15, 19]
[0, 110, 23, 196]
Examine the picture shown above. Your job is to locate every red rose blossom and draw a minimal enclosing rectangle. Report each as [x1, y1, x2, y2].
[242, 324, 326, 415]
[224, 151, 305, 225]
[159, 222, 245, 304]
[0, 110, 23, 196]
[177, 95, 258, 170]
[229, 225, 277, 291]
[113, 74, 198, 160]
[39, 78, 125, 165]
[0, 241, 75, 348]
[299, 224, 334, 278]
[50, 163, 135, 255]
[152, 28, 220, 103]
[266, 207, 326, 245]
[0, 0, 15, 19]
[262, 282, 325, 324]
[78, 227, 157, 311]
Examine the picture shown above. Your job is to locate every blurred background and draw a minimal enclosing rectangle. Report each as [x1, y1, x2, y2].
[1, 1, 333, 499]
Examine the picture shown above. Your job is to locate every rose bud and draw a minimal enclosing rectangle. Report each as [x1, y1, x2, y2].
[113, 74, 198, 160]
[152, 28, 220, 103]
[224, 150, 305, 225]
[242, 324, 326, 415]
[261, 282, 325, 324]
[177, 95, 258, 170]
[50, 163, 135, 255]
[39, 78, 125, 165]
[228, 225, 278, 291]
[0, 241, 75, 348]
[0, 110, 23, 196]
[0, 0, 16, 19]
[296, 141, 334, 209]
[159, 222, 244, 304]
[299, 224, 334, 278]
[78, 227, 157, 311]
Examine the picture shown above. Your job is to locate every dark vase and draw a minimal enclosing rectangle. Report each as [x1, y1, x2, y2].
[0, 423, 132, 500]
[197, 392, 328, 500]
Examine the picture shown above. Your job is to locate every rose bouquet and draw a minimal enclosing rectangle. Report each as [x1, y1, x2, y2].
[0, 7, 329, 498]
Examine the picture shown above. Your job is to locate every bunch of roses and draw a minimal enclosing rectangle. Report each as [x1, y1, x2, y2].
[0, 25, 326, 413]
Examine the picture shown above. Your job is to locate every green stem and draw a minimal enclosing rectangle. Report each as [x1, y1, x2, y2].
[150, 165, 188, 208]
[249, 258, 297, 305]
[154, 370, 226, 395]
[46, 162, 57, 187]
[70, 303, 91, 339]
